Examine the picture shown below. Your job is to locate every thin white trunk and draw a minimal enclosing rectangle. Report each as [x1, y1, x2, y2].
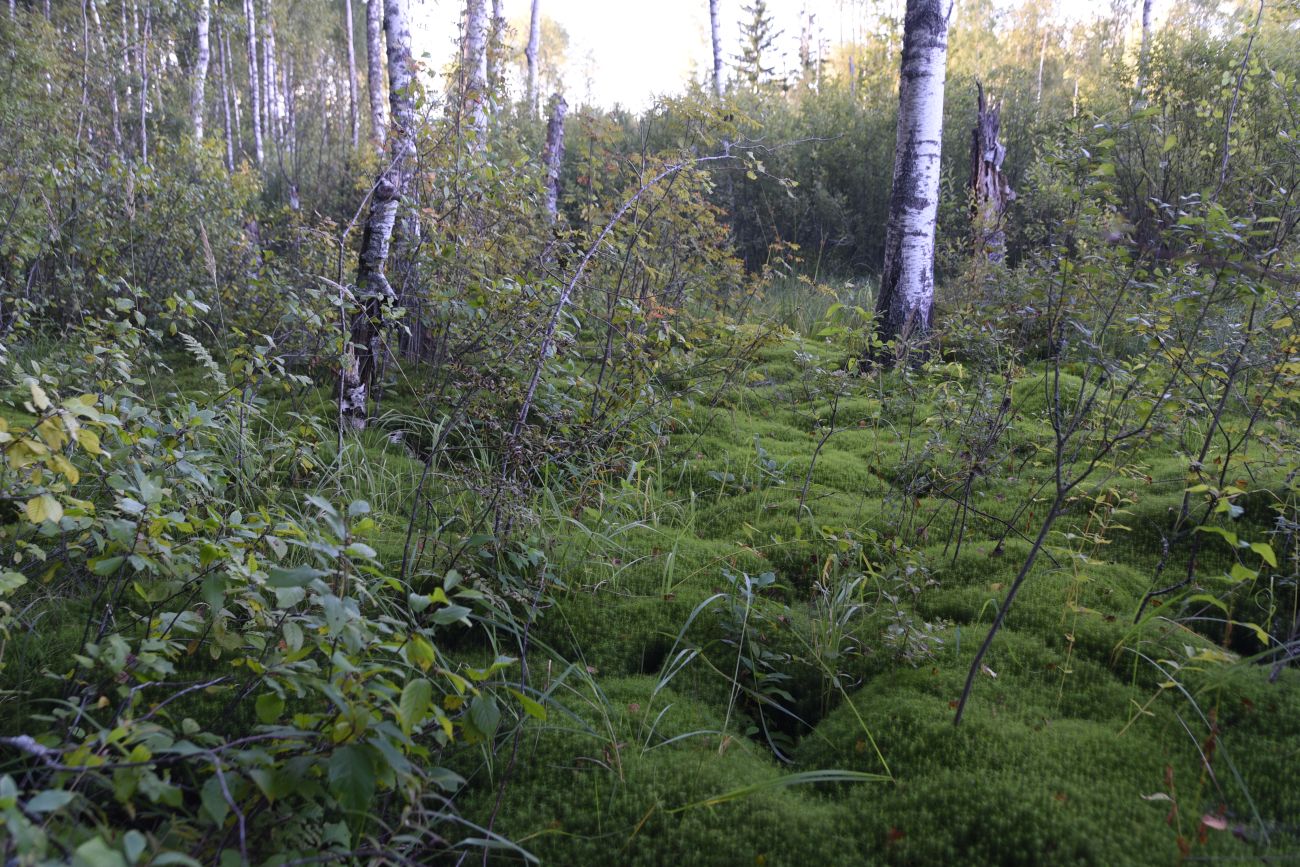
[1135, 0, 1153, 97]
[542, 93, 568, 222]
[1035, 29, 1046, 104]
[525, 0, 541, 114]
[464, 0, 489, 147]
[709, 0, 722, 98]
[139, 2, 150, 162]
[263, 2, 278, 147]
[487, 0, 503, 96]
[243, 0, 263, 165]
[341, 0, 417, 429]
[226, 30, 244, 158]
[218, 24, 234, 168]
[366, 0, 385, 149]
[191, 0, 210, 141]
[345, 0, 359, 147]
[874, 0, 952, 349]
[89, 0, 123, 149]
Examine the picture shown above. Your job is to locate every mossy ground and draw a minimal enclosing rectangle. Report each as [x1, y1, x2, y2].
[453, 341, 1300, 865]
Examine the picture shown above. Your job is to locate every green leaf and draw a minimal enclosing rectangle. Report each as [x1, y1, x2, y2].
[26, 788, 75, 814]
[347, 500, 371, 517]
[508, 688, 547, 721]
[1229, 562, 1256, 583]
[267, 564, 330, 588]
[0, 571, 27, 595]
[1195, 525, 1238, 547]
[91, 556, 126, 576]
[122, 830, 147, 865]
[200, 775, 229, 826]
[255, 692, 285, 724]
[72, 837, 127, 867]
[468, 695, 501, 740]
[1250, 541, 1278, 568]
[398, 678, 433, 735]
[327, 745, 376, 814]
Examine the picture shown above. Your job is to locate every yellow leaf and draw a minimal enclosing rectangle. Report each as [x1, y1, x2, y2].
[75, 428, 103, 455]
[37, 417, 68, 450]
[1272, 316, 1293, 330]
[26, 494, 63, 524]
[49, 454, 80, 485]
[28, 380, 50, 411]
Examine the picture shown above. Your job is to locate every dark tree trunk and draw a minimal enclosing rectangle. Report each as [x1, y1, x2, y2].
[542, 93, 568, 222]
[969, 83, 1014, 264]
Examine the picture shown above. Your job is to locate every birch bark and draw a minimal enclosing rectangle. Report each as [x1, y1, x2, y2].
[191, 0, 210, 141]
[464, 0, 489, 147]
[345, 0, 359, 147]
[874, 0, 952, 351]
[341, 0, 417, 429]
[243, 0, 263, 165]
[218, 23, 234, 168]
[366, 0, 385, 149]
[88, 0, 123, 150]
[525, 0, 541, 114]
[709, 0, 723, 98]
[1135, 0, 1153, 97]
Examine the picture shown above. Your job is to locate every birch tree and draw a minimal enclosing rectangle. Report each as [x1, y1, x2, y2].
[191, 0, 210, 141]
[525, 0, 541, 113]
[1135, 0, 1153, 97]
[464, 0, 489, 146]
[366, 0, 385, 149]
[345, 0, 359, 147]
[709, 0, 723, 98]
[217, 22, 234, 167]
[243, 0, 264, 165]
[873, 0, 953, 352]
[88, 0, 122, 150]
[341, 0, 417, 429]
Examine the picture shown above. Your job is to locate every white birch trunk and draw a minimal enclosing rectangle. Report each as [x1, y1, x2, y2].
[226, 30, 244, 158]
[1035, 29, 1046, 104]
[464, 0, 489, 147]
[366, 0, 385, 150]
[525, 0, 541, 114]
[139, 2, 150, 162]
[191, 0, 210, 141]
[341, 0, 417, 429]
[874, 0, 952, 350]
[488, 0, 503, 96]
[243, 0, 263, 165]
[89, 0, 123, 150]
[218, 24, 234, 168]
[709, 0, 722, 98]
[345, 0, 359, 147]
[1135, 0, 1153, 97]
[542, 93, 568, 222]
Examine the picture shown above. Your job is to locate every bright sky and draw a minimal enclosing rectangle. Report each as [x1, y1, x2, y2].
[409, 0, 1122, 110]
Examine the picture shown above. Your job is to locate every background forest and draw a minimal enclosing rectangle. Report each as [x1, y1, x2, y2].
[1, 0, 1299, 864]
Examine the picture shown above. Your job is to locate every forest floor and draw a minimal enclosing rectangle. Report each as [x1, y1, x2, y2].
[440, 338, 1300, 866]
[3, 335, 1297, 866]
